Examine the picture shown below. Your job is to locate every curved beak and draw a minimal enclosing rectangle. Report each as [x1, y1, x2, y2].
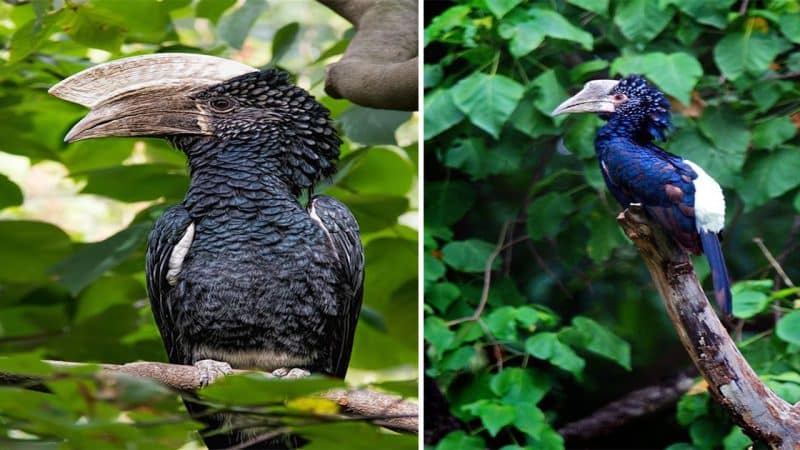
[61, 86, 208, 142]
[551, 79, 619, 116]
[49, 53, 257, 142]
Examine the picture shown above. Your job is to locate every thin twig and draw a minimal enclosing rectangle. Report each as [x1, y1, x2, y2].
[446, 223, 529, 327]
[753, 237, 795, 288]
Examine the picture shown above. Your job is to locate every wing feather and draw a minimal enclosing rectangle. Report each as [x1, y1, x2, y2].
[308, 195, 364, 378]
[145, 205, 194, 364]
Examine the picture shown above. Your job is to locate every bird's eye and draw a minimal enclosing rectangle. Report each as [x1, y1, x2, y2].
[612, 93, 627, 102]
[209, 98, 235, 111]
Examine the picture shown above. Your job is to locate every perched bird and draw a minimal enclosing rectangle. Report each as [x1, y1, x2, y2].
[552, 75, 731, 314]
[50, 53, 364, 448]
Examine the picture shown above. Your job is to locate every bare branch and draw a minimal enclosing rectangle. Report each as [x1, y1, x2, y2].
[318, 0, 418, 111]
[617, 205, 800, 448]
[0, 359, 418, 434]
[558, 369, 696, 441]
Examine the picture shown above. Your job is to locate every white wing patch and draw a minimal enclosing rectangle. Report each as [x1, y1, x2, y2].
[309, 200, 338, 258]
[685, 160, 725, 233]
[166, 222, 195, 286]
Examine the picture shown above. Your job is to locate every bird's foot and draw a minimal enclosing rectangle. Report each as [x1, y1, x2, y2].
[194, 359, 233, 387]
[271, 367, 311, 379]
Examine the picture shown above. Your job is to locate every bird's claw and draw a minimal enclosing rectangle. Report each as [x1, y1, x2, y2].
[271, 367, 311, 379]
[194, 359, 233, 387]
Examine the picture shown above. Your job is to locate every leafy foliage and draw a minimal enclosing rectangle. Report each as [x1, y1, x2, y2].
[425, 0, 800, 448]
[0, 0, 417, 448]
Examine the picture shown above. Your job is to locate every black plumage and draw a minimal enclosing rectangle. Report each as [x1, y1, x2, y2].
[53, 58, 363, 449]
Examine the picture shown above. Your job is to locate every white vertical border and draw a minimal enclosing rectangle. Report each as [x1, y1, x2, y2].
[417, 0, 425, 447]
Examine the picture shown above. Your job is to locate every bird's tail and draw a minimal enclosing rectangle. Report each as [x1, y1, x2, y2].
[700, 231, 732, 315]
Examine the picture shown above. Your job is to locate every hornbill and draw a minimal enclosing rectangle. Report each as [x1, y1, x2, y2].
[49, 53, 364, 449]
[552, 75, 732, 314]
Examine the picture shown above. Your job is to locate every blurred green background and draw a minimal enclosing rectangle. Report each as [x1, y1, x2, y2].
[424, 0, 800, 449]
[0, 0, 418, 449]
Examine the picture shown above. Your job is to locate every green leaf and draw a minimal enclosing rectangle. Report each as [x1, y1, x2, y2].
[424, 89, 465, 139]
[751, 117, 796, 150]
[779, 13, 800, 44]
[77, 164, 188, 203]
[425, 316, 455, 358]
[442, 239, 498, 273]
[500, 9, 593, 56]
[737, 146, 800, 210]
[531, 70, 568, 117]
[498, 21, 544, 57]
[490, 367, 552, 405]
[196, 0, 236, 23]
[689, 417, 727, 449]
[435, 431, 485, 450]
[425, 182, 474, 227]
[0, 174, 23, 209]
[74, 275, 145, 324]
[338, 147, 413, 196]
[339, 106, 412, 146]
[427, 282, 461, 313]
[560, 317, 632, 370]
[722, 426, 752, 450]
[669, 128, 742, 188]
[614, 0, 672, 43]
[697, 106, 751, 155]
[677, 393, 708, 425]
[462, 399, 516, 436]
[270, 22, 299, 65]
[217, 0, 267, 49]
[202, 373, 344, 406]
[586, 211, 627, 263]
[776, 310, 800, 346]
[568, 0, 609, 15]
[661, 0, 734, 29]
[713, 31, 791, 80]
[526, 192, 575, 241]
[731, 280, 774, 319]
[50, 222, 151, 295]
[9, 9, 67, 64]
[486, 306, 519, 341]
[335, 193, 408, 232]
[451, 72, 525, 139]
[611, 52, 703, 104]
[443, 137, 522, 180]
[486, 0, 522, 18]
[0, 220, 72, 283]
[424, 5, 471, 46]
[525, 332, 585, 378]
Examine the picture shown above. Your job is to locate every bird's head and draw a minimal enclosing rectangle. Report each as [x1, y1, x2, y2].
[50, 53, 340, 191]
[552, 74, 672, 141]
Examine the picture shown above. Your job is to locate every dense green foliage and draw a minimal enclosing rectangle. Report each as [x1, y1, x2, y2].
[0, 1, 417, 449]
[424, 0, 800, 448]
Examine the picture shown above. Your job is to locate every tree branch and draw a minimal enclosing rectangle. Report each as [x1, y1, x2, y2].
[318, 0, 418, 111]
[0, 359, 418, 434]
[617, 205, 800, 448]
[558, 369, 696, 441]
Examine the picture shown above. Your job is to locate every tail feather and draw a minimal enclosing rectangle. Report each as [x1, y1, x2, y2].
[699, 231, 732, 315]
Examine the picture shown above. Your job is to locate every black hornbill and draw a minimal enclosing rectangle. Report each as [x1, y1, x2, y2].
[50, 53, 364, 449]
[553, 75, 731, 314]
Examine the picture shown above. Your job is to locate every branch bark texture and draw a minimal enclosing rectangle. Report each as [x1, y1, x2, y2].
[558, 370, 696, 441]
[0, 359, 418, 434]
[318, 0, 418, 111]
[618, 205, 800, 448]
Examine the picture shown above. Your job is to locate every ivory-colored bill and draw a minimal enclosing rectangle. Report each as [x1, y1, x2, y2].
[49, 53, 257, 108]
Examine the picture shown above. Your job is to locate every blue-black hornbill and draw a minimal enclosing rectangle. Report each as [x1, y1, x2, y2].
[552, 75, 732, 314]
[49, 53, 364, 448]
